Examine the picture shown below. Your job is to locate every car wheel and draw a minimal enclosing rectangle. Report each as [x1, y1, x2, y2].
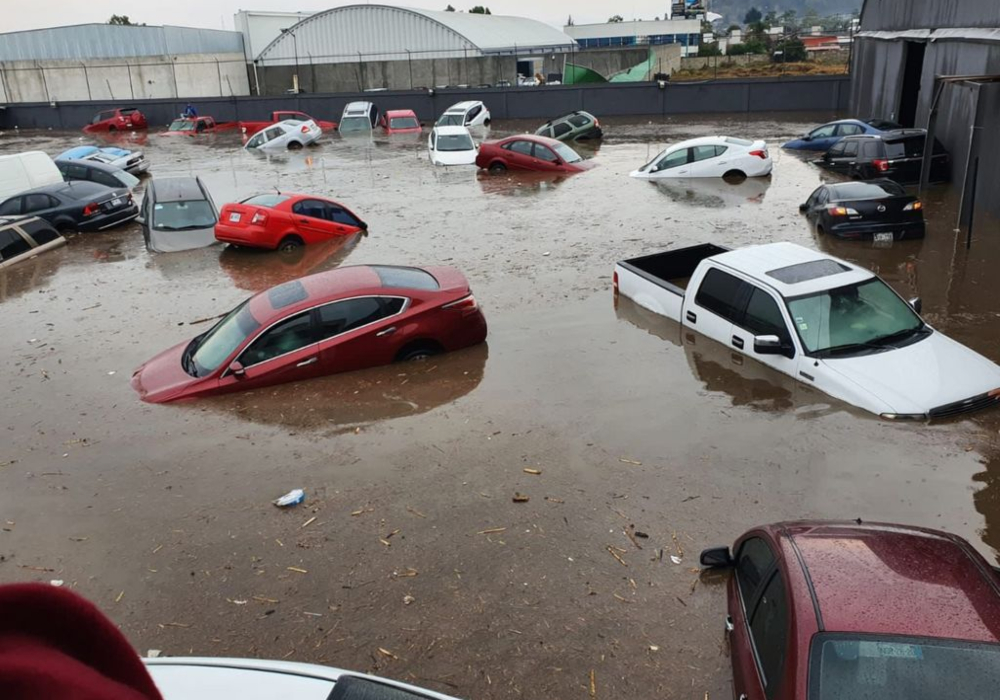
[277, 236, 303, 252]
[488, 162, 507, 174]
[397, 343, 442, 362]
[108, 125, 117, 132]
[483, 118, 492, 126]
[723, 170, 747, 181]
[287, 141, 303, 150]
[816, 224, 825, 236]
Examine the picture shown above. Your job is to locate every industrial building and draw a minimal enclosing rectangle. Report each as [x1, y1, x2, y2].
[0, 24, 250, 103]
[851, 0, 1000, 227]
[246, 5, 578, 94]
[563, 19, 703, 57]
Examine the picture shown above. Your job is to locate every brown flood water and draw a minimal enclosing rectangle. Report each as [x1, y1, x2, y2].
[2, 113, 1000, 698]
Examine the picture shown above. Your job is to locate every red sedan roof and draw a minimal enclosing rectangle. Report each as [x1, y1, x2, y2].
[385, 109, 417, 118]
[496, 134, 564, 148]
[784, 522, 1000, 643]
[247, 266, 381, 324]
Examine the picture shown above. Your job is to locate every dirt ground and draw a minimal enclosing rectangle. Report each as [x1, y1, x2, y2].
[673, 60, 849, 81]
[2, 114, 999, 699]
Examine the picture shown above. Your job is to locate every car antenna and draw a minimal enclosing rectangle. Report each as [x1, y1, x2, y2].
[274, 187, 281, 195]
[855, 517, 863, 525]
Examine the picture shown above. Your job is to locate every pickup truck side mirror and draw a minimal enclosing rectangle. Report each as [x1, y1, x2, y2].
[699, 546, 732, 568]
[229, 360, 246, 377]
[908, 297, 922, 314]
[754, 334, 794, 358]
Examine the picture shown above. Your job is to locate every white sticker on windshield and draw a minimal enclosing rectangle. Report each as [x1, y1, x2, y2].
[858, 641, 923, 660]
[154, 204, 163, 209]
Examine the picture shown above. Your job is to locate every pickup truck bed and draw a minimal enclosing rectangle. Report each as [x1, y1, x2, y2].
[615, 243, 729, 318]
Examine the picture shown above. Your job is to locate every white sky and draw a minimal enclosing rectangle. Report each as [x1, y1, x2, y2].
[5, 1, 680, 33]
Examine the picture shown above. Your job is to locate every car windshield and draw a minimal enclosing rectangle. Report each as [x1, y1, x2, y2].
[787, 278, 925, 356]
[553, 142, 582, 164]
[390, 117, 419, 129]
[436, 133, 474, 152]
[153, 201, 217, 231]
[168, 120, 196, 131]
[188, 300, 261, 377]
[808, 634, 1000, 700]
[339, 116, 371, 133]
[436, 113, 464, 126]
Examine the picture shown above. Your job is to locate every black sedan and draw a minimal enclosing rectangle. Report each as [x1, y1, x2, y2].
[0, 181, 137, 232]
[799, 180, 925, 242]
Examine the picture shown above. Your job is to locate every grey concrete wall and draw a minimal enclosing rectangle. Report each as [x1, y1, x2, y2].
[0, 53, 250, 103]
[0, 75, 851, 131]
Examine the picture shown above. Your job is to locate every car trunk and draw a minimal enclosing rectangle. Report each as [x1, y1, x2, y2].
[839, 195, 920, 225]
[221, 203, 267, 228]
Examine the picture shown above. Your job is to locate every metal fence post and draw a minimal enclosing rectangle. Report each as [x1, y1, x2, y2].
[81, 62, 92, 100]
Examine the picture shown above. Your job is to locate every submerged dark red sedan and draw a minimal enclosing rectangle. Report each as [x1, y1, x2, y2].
[475, 134, 594, 174]
[700, 521, 1000, 700]
[131, 265, 487, 403]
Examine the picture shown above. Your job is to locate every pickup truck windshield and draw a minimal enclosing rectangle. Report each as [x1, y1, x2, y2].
[168, 119, 196, 132]
[808, 634, 1000, 700]
[787, 278, 924, 356]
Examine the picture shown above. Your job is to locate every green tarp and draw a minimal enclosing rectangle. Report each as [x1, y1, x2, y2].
[563, 49, 654, 84]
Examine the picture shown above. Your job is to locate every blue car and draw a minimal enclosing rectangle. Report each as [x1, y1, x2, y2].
[56, 145, 149, 176]
[782, 119, 901, 151]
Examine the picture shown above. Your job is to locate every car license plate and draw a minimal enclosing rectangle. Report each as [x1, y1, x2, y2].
[874, 232, 893, 242]
[229, 212, 241, 222]
[111, 198, 121, 207]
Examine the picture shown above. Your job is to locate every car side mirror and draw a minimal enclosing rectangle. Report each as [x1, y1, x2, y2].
[135, 215, 145, 224]
[798, 203, 809, 212]
[754, 334, 787, 355]
[699, 546, 733, 568]
[909, 297, 922, 314]
[802, 134, 813, 141]
[229, 360, 246, 377]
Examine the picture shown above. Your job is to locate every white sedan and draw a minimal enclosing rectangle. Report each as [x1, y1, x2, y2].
[436, 101, 491, 128]
[630, 136, 772, 179]
[428, 126, 478, 165]
[244, 119, 322, 151]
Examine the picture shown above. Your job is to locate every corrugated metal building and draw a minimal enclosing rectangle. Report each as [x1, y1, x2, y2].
[0, 24, 250, 102]
[851, 0, 1000, 227]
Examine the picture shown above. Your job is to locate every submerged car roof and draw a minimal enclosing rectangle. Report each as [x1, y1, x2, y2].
[385, 109, 417, 117]
[15, 180, 112, 199]
[445, 101, 481, 112]
[711, 242, 873, 298]
[433, 125, 472, 136]
[782, 522, 1000, 642]
[150, 177, 206, 203]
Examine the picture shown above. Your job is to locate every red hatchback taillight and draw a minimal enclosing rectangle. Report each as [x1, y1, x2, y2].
[251, 211, 268, 226]
[443, 294, 479, 315]
[873, 158, 890, 172]
[749, 149, 768, 159]
[82, 202, 100, 217]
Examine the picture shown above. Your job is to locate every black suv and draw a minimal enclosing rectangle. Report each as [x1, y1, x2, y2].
[817, 129, 950, 183]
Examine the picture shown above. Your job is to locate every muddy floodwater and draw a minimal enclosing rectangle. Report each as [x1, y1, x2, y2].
[2, 114, 1000, 698]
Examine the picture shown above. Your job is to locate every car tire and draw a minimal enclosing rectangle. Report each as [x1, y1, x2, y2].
[287, 141, 303, 150]
[396, 342, 443, 362]
[54, 220, 75, 233]
[108, 125, 117, 132]
[723, 170, 747, 180]
[484, 118, 492, 126]
[816, 224, 825, 236]
[488, 162, 507, 174]
[277, 236, 303, 252]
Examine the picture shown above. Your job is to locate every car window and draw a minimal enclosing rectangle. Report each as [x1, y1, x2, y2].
[553, 122, 573, 138]
[692, 145, 719, 162]
[827, 142, 846, 157]
[735, 537, 775, 603]
[264, 126, 283, 140]
[23, 194, 54, 214]
[743, 288, 792, 345]
[241, 312, 316, 367]
[326, 205, 360, 226]
[843, 141, 859, 157]
[292, 200, 328, 219]
[568, 114, 591, 128]
[152, 201, 216, 231]
[374, 266, 439, 290]
[91, 170, 118, 188]
[466, 105, 482, 122]
[715, 145, 729, 157]
[886, 137, 926, 159]
[195, 120, 208, 133]
[862, 141, 881, 158]
[695, 268, 749, 323]
[750, 571, 789, 699]
[0, 199, 22, 216]
[0, 229, 31, 260]
[23, 220, 59, 245]
[316, 297, 390, 340]
[246, 132, 266, 148]
[836, 124, 864, 136]
[816, 189, 829, 205]
[62, 162, 89, 179]
[506, 140, 534, 157]
[810, 124, 837, 138]
[389, 116, 419, 129]
[534, 144, 559, 163]
[657, 148, 690, 170]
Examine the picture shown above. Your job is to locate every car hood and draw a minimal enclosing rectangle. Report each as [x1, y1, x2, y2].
[822, 330, 1000, 414]
[131, 339, 203, 403]
[430, 148, 477, 166]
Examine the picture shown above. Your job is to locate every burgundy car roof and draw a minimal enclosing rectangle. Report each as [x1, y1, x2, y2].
[783, 522, 1000, 643]
[247, 266, 381, 323]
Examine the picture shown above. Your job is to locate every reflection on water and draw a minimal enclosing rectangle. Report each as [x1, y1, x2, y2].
[200, 343, 488, 435]
[476, 171, 569, 197]
[217, 234, 365, 292]
[649, 176, 771, 208]
[0, 247, 67, 303]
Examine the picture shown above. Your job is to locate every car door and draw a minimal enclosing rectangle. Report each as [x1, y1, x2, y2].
[531, 143, 562, 172]
[746, 567, 791, 700]
[650, 147, 692, 179]
[218, 310, 322, 392]
[822, 142, 848, 171]
[730, 536, 777, 700]
[729, 284, 801, 379]
[688, 267, 749, 347]
[22, 193, 57, 217]
[551, 122, 573, 142]
[504, 140, 535, 170]
[0, 197, 24, 217]
[807, 124, 838, 150]
[807, 187, 829, 223]
[291, 199, 341, 242]
[316, 297, 408, 374]
[689, 144, 724, 177]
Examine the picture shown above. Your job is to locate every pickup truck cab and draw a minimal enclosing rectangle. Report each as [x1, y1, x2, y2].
[161, 117, 235, 136]
[614, 242, 1000, 420]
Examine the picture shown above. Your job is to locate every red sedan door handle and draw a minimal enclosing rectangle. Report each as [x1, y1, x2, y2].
[298, 218, 310, 223]
[296, 357, 318, 368]
[725, 615, 735, 632]
[376, 327, 397, 338]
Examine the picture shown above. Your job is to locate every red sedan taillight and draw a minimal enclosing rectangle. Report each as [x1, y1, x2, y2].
[251, 211, 268, 226]
[443, 294, 479, 316]
[301, 125, 310, 134]
[83, 202, 100, 217]
[873, 159, 890, 172]
[613, 270, 619, 295]
[749, 149, 768, 159]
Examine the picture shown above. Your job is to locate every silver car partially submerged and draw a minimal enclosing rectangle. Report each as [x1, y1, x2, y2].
[138, 177, 219, 253]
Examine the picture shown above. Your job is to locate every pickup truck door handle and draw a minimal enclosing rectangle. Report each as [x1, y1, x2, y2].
[296, 357, 318, 367]
[376, 326, 397, 337]
[732, 336, 745, 350]
[685, 311, 697, 323]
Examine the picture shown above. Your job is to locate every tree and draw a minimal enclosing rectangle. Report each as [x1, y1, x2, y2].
[445, 4, 455, 10]
[469, 5, 491, 13]
[773, 37, 807, 62]
[764, 10, 779, 27]
[729, 39, 767, 55]
[108, 14, 142, 25]
[608, 14, 624, 23]
[727, 23, 742, 33]
[780, 9, 797, 29]
[698, 43, 723, 57]
[743, 7, 761, 24]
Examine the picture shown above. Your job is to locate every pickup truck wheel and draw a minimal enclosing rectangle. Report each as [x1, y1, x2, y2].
[723, 170, 746, 181]
[488, 162, 507, 174]
[277, 236, 304, 252]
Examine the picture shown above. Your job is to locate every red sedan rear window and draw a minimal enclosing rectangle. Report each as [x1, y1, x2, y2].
[373, 266, 439, 291]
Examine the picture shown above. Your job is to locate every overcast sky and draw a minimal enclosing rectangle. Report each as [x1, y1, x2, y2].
[6, 1, 680, 33]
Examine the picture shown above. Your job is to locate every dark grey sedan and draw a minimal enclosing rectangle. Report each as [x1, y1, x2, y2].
[56, 158, 140, 191]
[0, 181, 137, 232]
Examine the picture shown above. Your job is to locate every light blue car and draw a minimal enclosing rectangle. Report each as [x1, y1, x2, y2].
[56, 145, 149, 176]
[782, 119, 901, 151]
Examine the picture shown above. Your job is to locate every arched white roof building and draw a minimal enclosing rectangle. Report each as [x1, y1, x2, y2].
[255, 4, 576, 65]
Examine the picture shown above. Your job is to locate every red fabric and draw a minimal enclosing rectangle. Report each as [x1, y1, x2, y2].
[0, 583, 163, 700]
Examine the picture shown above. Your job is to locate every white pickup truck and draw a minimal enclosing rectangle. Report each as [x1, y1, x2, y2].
[614, 241, 1000, 420]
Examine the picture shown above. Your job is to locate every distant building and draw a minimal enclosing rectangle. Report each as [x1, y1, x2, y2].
[563, 19, 702, 57]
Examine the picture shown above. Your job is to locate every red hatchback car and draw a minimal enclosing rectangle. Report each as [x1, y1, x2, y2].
[700, 521, 1000, 700]
[215, 193, 366, 252]
[381, 109, 422, 134]
[131, 265, 487, 403]
[475, 134, 593, 174]
[83, 107, 148, 133]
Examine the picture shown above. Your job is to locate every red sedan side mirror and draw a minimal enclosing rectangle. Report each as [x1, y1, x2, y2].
[229, 361, 246, 377]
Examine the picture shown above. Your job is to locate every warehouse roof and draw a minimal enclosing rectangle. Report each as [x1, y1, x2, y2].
[256, 4, 576, 64]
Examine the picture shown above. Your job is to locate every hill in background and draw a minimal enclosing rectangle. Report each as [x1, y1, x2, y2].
[708, 0, 863, 25]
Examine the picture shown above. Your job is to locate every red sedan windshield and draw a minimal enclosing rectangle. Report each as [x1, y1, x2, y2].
[809, 634, 1000, 699]
[187, 300, 261, 377]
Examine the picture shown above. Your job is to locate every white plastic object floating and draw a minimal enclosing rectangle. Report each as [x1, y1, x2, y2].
[273, 489, 305, 507]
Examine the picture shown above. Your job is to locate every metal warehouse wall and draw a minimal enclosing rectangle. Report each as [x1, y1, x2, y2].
[860, 0, 1000, 31]
[0, 24, 244, 61]
[0, 76, 850, 130]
